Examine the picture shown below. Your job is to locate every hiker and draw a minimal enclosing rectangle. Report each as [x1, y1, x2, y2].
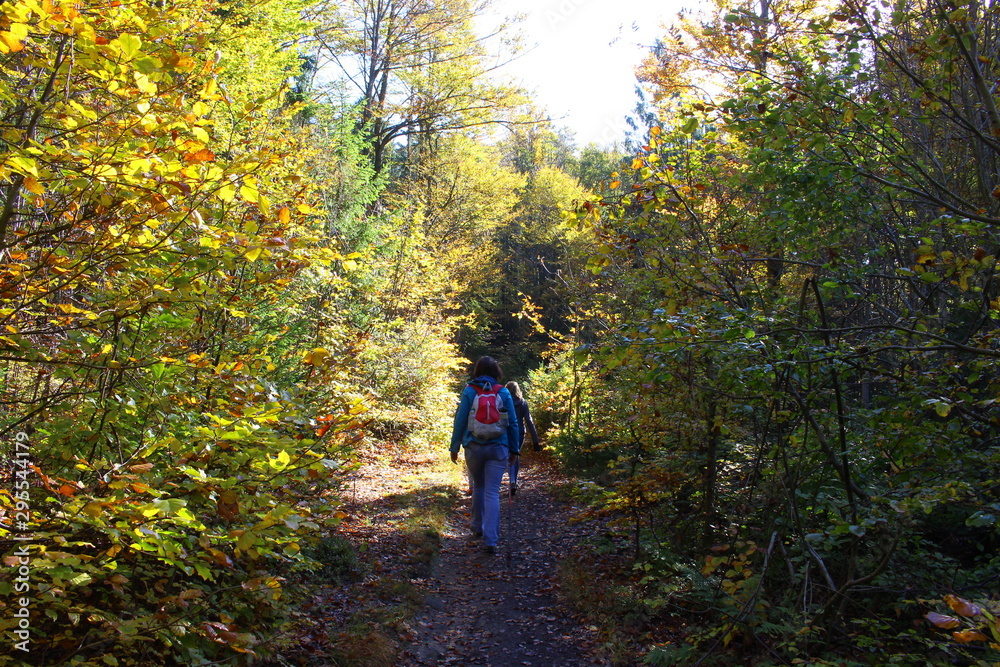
[450, 356, 519, 555]
[505, 380, 540, 497]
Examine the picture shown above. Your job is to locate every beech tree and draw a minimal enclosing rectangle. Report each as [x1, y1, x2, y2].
[313, 0, 525, 173]
[0, 0, 374, 662]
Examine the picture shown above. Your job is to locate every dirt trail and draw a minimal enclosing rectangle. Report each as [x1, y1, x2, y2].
[399, 454, 606, 666]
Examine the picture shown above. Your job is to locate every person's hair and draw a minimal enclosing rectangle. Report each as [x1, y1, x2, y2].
[505, 381, 522, 400]
[472, 356, 502, 381]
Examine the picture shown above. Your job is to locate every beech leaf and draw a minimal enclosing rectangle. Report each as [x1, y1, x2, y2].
[926, 612, 960, 629]
[944, 594, 983, 617]
[952, 630, 988, 644]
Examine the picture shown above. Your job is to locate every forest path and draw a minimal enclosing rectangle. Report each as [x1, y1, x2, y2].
[397, 452, 607, 666]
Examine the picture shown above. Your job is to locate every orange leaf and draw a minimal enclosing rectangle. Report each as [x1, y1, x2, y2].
[57, 483, 76, 496]
[184, 148, 216, 163]
[945, 594, 983, 617]
[207, 548, 233, 568]
[0, 32, 25, 53]
[926, 612, 961, 629]
[278, 206, 290, 225]
[609, 180, 621, 189]
[953, 630, 988, 644]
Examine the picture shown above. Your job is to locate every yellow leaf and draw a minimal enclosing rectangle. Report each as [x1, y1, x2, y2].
[257, 193, 271, 216]
[278, 206, 290, 225]
[0, 29, 26, 53]
[9, 23, 28, 40]
[240, 184, 259, 203]
[217, 184, 236, 202]
[303, 347, 330, 366]
[6, 155, 37, 177]
[23, 176, 43, 195]
[244, 246, 262, 262]
[4, 2, 31, 22]
[92, 165, 118, 179]
[201, 78, 218, 98]
[83, 502, 104, 518]
[113, 33, 142, 59]
[134, 72, 157, 96]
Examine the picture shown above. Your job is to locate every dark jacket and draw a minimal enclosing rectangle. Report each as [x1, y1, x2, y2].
[511, 395, 539, 449]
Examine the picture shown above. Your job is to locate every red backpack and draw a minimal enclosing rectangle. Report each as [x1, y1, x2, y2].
[467, 383, 508, 442]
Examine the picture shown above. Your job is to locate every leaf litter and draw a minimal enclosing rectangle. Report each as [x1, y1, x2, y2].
[257, 444, 608, 666]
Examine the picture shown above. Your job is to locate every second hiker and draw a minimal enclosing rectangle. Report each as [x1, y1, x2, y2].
[504, 380, 539, 496]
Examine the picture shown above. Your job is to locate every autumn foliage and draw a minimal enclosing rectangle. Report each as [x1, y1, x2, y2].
[0, 0, 371, 662]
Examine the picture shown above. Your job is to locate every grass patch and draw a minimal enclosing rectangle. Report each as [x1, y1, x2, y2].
[303, 535, 361, 585]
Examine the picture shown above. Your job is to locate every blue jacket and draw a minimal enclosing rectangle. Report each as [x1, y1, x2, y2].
[450, 376, 520, 454]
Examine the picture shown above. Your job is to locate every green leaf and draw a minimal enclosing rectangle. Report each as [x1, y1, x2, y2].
[152, 498, 187, 515]
[114, 34, 142, 60]
[927, 399, 951, 417]
[919, 271, 941, 283]
[133, 56, 163, 74]
[680, 117, 699, 134]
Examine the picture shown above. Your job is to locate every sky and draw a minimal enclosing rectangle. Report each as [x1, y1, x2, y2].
[487, 0, 695, 148]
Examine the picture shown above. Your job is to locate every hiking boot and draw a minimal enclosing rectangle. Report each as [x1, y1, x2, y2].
[484, 545, 496, 555]
[510, 483, 517, 497]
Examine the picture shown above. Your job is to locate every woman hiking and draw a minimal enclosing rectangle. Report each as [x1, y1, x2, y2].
[450, 356, 519, 555]
[504, 380, 540, 496]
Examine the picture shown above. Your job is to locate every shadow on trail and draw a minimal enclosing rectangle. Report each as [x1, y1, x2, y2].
[399, 458, 603, 667]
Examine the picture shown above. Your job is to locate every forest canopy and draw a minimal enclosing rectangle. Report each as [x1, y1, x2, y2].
[0, 0, 998, 665]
